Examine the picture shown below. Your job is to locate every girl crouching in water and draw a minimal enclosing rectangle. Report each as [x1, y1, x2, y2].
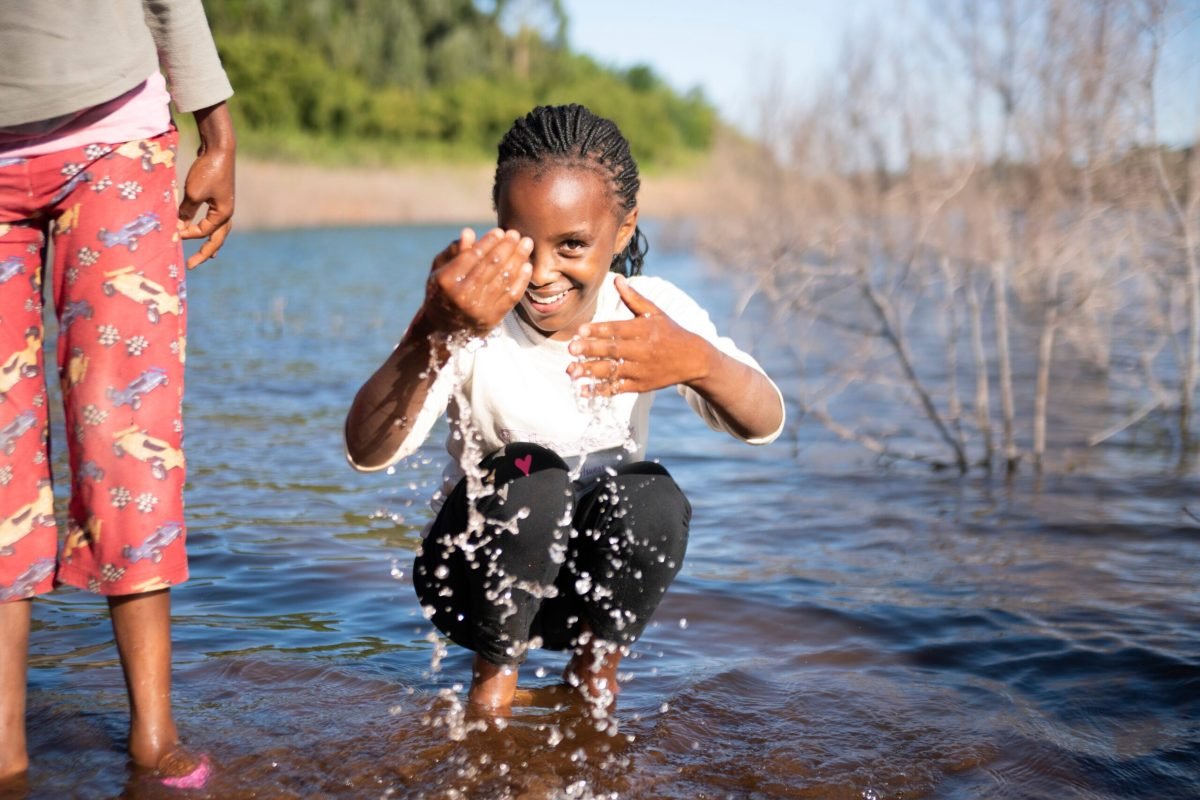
[345, 104, 784, 712]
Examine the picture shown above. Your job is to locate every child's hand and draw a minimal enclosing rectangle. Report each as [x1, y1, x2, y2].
[423, 228, 533, 337]
[567, 276, 712, 396]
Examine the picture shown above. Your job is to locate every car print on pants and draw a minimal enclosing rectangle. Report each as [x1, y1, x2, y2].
[0, 559, 55, 601]
[60, 299, 94, 331]
[0, 481, 56, 556]
[97, 211, 160, 252]
[0, 328, 42, 402]
[0, 256, 25, 284]
[122, 521, 184, 564]
[0, 410, 38, 455]
[101, 266, 181, 323]
[107, 367, 168, 410]
[111, 424, 183, 480]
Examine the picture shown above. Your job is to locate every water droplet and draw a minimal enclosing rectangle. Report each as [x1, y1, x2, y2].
[678, 618, 688, 630]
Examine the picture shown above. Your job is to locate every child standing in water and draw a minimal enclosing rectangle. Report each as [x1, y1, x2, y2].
[0, 0, 234, 787]
[345, 104, 784, 712]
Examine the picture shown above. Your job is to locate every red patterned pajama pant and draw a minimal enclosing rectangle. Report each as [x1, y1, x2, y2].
[0, 128, 189, 601]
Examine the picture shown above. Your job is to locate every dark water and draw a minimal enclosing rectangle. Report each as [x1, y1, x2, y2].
[19, 225, 1200, 799]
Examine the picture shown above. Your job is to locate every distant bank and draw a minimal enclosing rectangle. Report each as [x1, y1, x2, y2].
[229, 159, 722, 229]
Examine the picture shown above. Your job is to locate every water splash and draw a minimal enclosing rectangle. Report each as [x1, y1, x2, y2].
[406, 329, 659, 758]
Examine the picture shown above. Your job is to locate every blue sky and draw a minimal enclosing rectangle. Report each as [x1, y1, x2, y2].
[563, 0, 882, 125]
[561, 0, 1200, 145]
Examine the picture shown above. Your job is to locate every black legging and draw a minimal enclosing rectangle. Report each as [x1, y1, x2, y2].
[413, 443, 691, 666]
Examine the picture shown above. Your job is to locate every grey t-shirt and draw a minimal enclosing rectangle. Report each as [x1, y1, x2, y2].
[0, 0, 232, 128]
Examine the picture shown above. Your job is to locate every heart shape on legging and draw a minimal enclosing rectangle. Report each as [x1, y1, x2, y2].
[515, 455, 532, 476]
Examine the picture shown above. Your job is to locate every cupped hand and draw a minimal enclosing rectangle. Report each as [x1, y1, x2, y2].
[566, 276, 712, 396]
[422, 227, 533, 337]
[179, 103, 236, 269]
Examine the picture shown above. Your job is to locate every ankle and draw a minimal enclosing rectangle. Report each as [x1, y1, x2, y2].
[127, 717, 180, 769]
[0, 727, 28, 781]
[564, 640, 623, 704]
[467, 656, 518, 711]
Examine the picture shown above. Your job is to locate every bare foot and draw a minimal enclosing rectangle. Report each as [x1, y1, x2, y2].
[466, 655, 518, 712]
[130, 747, 211, 790]
[563, 631, 623, 710]
[128, 719, 182, 770]
[512, 683, 587, 709]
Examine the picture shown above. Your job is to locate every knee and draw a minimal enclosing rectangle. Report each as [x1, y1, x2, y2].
[621, 470, 691, 528]
[612, 474, 691, 568]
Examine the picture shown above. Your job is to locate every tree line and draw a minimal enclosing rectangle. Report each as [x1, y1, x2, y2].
[203, 0, 716, 165]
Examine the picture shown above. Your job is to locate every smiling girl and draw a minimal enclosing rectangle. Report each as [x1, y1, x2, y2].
[345, 104, 784, 712]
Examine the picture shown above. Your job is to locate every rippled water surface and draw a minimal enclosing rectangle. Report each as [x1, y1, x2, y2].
[20, 225, 1200, 799]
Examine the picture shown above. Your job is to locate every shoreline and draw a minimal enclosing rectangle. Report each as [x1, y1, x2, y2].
[226, 158, 722, 230]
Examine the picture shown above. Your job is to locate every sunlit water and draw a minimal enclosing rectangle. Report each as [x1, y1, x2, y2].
[18, 225, 1200, 799]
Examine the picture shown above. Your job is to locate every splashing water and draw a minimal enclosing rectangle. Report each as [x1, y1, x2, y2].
[404, 330, 653, 759]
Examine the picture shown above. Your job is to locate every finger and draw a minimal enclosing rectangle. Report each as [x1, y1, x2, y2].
[179, 215, 217, 240]
[177, 197, 200, 228]
[186, 221, 232, 269]
[503, 261, 533, 301]
[614, 275, 661, 318]
[179, 194, 233, 237]
[568, 335, 623, 360]
[572, 316, 644, 345]
[439, 228, 502, 283]
[472, 230, 522, 282]
[491, 235, 532, 287]
[567, 355, 621, 381]
[495, 237, 533, 299]
[459, 228, 506, 268]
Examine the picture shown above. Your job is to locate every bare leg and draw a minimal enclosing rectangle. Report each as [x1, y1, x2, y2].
[108, 589, 189, 771]
[467, 654, 519, 712]
[0, 600, 31, 781]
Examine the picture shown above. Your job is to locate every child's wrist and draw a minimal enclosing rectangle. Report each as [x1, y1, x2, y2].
[684, 337, 721, 390]
[408, 307, 469, 358]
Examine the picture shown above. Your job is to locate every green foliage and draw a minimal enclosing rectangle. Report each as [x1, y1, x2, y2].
[203, 0, 715, 166]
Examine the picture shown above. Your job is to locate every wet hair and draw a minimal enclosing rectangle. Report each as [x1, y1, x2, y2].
[493, 104, 649, 277]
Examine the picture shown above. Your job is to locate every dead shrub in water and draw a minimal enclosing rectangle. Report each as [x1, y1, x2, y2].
[703, 0, 1199, 473]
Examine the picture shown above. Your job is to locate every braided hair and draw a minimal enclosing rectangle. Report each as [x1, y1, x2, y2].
[493, 104, 649, 277]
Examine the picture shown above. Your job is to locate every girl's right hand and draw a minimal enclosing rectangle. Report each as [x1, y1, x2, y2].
[423, 228, 533, 337]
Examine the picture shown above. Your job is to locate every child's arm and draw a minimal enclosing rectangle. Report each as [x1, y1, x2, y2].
[345, 228, 533, 470]
[567, 276, 784, 442]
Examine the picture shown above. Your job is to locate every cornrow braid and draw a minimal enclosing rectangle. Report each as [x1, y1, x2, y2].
[493, 104, 649, 277]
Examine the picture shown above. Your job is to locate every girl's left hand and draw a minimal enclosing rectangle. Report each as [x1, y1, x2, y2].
[567, 276, 712, 396]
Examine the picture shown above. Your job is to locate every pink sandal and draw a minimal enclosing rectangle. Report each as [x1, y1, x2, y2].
[158, 754, 212, 790]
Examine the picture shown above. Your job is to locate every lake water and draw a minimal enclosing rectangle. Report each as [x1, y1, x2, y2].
[17, 225, 1200, 799]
